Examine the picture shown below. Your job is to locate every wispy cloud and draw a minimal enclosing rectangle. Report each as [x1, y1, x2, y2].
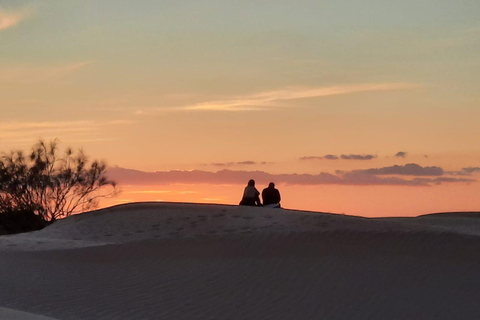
[300, 156, 324, 161]
[324, 155, 339, 160]
[0, 119, 131, 148]
[448, 167, 480, 176]
[182, 83, 421, 112]
[207, 161, 272, 167]
[46, 61, 93, 78]
[0, 6, 34, 31]
[341, 154, 376, 160]
[463, 167, 480, 174]
[0, 61, 94, 84]
[126, 190, 198, 195]
[300, 154, 376, 161]
[341, 163, 444, 176]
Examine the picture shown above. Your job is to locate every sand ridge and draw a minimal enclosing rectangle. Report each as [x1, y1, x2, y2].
[1, 202, 480, 251]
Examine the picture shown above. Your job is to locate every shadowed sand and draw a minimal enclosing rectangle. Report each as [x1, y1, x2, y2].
[0, 308, 59, 320]
[1, 202, 480, 319]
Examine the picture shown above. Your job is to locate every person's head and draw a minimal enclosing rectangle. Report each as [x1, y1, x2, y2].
[268, 182, 275, 188]
[248, 179, 255, 187]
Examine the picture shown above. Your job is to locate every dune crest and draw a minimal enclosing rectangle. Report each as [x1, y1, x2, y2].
[2, 202, 480, 251]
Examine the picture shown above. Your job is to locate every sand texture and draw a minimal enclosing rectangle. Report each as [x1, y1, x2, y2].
[1, 202, 480, 319]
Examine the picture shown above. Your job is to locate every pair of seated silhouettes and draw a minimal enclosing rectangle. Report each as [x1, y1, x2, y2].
[239, 179, 281, 208]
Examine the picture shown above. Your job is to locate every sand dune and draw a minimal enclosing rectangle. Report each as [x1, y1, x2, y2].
[2, 202, 479, 251]
[0, 307, 60, 320]
[1, 203, 480, 319]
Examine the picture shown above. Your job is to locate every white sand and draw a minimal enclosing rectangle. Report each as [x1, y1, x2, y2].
[1, 202, 480, 319]
[2, 202, 478, 252]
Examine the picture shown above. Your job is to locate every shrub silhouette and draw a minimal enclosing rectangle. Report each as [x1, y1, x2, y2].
[0, 209, 49, 235]
[0, 139, 117, 222]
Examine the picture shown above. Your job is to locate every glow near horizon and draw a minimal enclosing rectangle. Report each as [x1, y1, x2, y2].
[1, 1, 480, 216]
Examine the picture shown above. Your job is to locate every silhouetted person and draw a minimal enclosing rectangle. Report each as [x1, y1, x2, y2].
[262, 182, 281, 208]
[239, 179, 262, 206]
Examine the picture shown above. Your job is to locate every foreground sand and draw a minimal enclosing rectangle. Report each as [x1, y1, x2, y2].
[1, 203, 480, 319]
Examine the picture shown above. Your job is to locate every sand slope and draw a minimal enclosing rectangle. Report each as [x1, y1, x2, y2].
[1, 203, 480, 320]
[2, 202, 479, 251]
[0, 307, 60, 320]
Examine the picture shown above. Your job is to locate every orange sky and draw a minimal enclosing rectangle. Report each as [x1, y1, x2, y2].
[99, 181, 480, 218]
[1, 1, 480, 217]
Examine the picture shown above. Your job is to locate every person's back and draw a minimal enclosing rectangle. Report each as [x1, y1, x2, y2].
[262, 182, 281, 208]
[239, 179, 262, 206]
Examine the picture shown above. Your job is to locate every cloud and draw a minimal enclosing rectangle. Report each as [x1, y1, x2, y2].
[126, 190, 198, 195]
[339, 171, 472, 186]
[182, 83, 421, 111]
[209, 161, 269, 167]
[300, 156, 324, 160]
[324, 155, 339, 160]
[340, 154, 376, 160]
[107, 167, 341, 186]
[395, 151, 407, 158]
[47, 61, 93, 78]
[0, 7, 33, 31]
[106, 166, 474, 187]
[431, 177, 473, 184]
[238, 161, 256, 165]
[352, 163, 444, 176]
[0, 61, 93, 84]
[0, 119, 131, 147]
[300, 154, 375, 160]
[462, 167, 480, 174]
[449, 167, 480, 176]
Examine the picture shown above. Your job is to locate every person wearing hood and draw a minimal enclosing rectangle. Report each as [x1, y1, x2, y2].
[262, 182, 281, 208]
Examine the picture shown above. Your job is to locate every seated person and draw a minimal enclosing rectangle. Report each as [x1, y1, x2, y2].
[262, 182, 281, 208]
[239, 179, 262, 206]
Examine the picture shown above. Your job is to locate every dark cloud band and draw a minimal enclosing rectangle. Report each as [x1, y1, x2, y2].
[354, 163, 444, 176]
[108, 164, 473, 187]
[301, 154, 376, 161]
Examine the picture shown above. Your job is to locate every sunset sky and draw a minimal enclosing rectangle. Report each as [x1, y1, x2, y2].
[1, 0, 480, 216]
